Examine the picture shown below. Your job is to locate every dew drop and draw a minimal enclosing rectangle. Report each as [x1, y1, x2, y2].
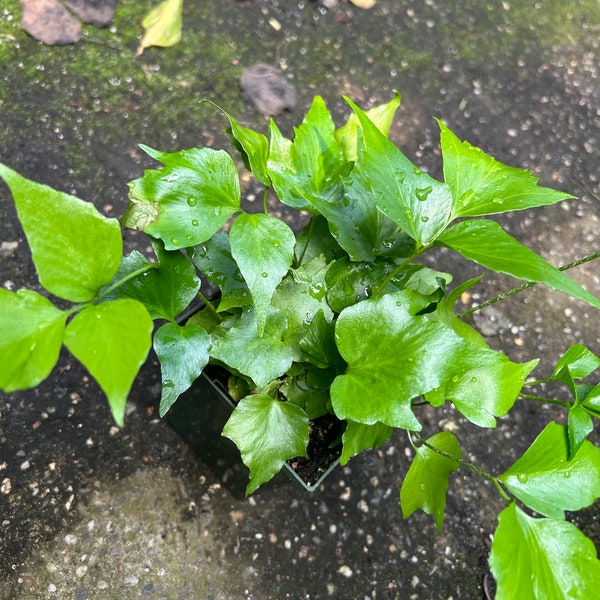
[471, 376, 478, 383]
[517, 473, 528, 483]
[170, 238, 179, 246]
[419, 483, 426, 491]
[191, 219, 199, 226]
[451, 375, 459, 383]
[162, 379, 175, 388]
[261, 272, 269, 278]
[415, 186, 433, 201]
[413, 167, 423, 176]
[564, 471, 571, 478]
[492, 198, 504, 205]
[187, 197, 197, 206]
[421, 216, 429, 223]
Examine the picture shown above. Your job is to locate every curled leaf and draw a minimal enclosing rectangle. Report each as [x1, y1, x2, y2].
[137, 0, 183, 56]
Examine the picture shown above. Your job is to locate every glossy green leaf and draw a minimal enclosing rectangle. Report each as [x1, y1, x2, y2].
[192, 232, 251, 312]
[0, 289, 67, 391]
[294, 215, 346, 265]
[438, 120, 572, 218]
[567, 404, 594, 458]
[489, 503, 600, 600]
[331, 290, 474, 429]
[340, 421, 393, 466]
[280, 364, 336, 419]
[210, 307, 294, 387]
[438, 357, 538, 427]
[550, 344, 600, 400]
[64, 299, 153, 426]
[137, 0, 183, 55]
[222, 393, 309, 494]
[400, 431, 461, 532]
[222, 109, 270, 186]
[0, 163, 122, 302]
[267, 96, 350, 210]
[583, 383, 600, 418]
[345, 99, 453, 247]
[436, 219, 600, 310]
[499, 422, 600, 519]
[335, 93, 401, 161]
[105, 241, 200, 320]
[122, 145, 240, 250]
[297, 309, 343, 369]
[229, 212, 295, 334]
[154, 321, 211, 416]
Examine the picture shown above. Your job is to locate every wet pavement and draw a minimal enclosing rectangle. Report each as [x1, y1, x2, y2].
[1, 0, 599, 598]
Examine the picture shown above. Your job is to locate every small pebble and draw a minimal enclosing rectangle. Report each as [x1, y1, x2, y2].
[240, 64, 296, 116]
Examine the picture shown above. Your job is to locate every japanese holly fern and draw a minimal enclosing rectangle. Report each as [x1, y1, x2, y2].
[1, 94, 600, 598]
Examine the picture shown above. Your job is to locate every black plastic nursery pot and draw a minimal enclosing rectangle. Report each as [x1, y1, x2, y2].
[167, 367, 342, 498]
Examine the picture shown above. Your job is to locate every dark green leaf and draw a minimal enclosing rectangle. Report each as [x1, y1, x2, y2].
[229, 212, 295, 334]
[298, 309, 343, 369]
[0, 289, 67, 391]
[438, 120, 572, 218]
[64, 299, 153, 426]
[154, 321, 211, 416]
[280, 364, 335, 419]
[0, 163, 122, 302]
[105, 241, 200, 320]
[210, 307, 294, 387]
[400, 431, 461, 532]
[122, 145, 240, 250]
[436, 219, 600, 310]
[567, 404, 594, 458]
[489, 503, 600, 600]
[499, 422, 600, 519]
[340, 421, 393, 466]
[335, 93, 401, 161]
[192, 232, 251, 312]
[345, 99, 453, 247]
[222, 393, 309, 494]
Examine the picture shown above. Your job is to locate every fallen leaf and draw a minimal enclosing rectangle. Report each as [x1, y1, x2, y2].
[137, 0, 183, 56]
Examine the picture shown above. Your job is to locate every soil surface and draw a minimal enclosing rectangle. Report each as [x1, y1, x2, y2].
[1, 0, 599, 598]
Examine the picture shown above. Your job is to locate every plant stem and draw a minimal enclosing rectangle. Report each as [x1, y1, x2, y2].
[412, 432, 513, 504]
[96, 262, 158, 300]
[519, 393, 569, 408]
[371, 248, 424, 298]
[458, 251, 600, 317]
[263, 187, 270, 214]
[197, 290, 223, 322]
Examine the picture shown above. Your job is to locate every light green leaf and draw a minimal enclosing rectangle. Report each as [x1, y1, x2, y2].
[136, 0, 183, 56]
[567, 404, 594, 458]
[489, 503, 600, 600]
[105, 240, 200, 320]
[229, 212, 295, 334]
[400, 431, 461, 532]
[331, 290, 473, 429]
[436, 219, 600, 310]
[222, 393, 309, 494]
[210, 307, 294, 387]
[335, 93, 401, 161]
[550, 344, 600, 399]
[154, 321, 211, 417]
[438, 120, 572, 218]
[345, 98, 453, 247]
[0, 163, 122, 302]
[297, 309, 343, 369]
[267, 96, 350, 210]
[340, 421, 393, 466]
[64, 299, 153, 426]
[280, 364, 336, 419]
[0, 289, 67, 391]
[192, 232, 251, 312]
[123, 145, 240, 250]
[499, 422, 600, 519]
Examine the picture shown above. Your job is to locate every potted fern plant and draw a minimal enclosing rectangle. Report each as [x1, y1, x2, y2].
[1, 93, 599, 598]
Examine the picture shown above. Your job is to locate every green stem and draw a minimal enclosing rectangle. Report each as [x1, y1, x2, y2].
[197, 290, 223, 322]
[412, 432, 513, 504]
[263, 187, 270, 214]
[458, 251, 600, 318]
[371, 248, 425, 298]
[296, 216, 315, 267]
[519, 393, 569, 408]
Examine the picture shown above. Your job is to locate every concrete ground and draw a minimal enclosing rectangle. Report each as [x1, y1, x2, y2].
[1, 1, 599, 598]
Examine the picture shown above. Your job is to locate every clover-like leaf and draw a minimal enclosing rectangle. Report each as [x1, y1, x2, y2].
[0, 289, 67, 391]
[400, 431, 461, 532]
[222, 393, 309, 494]
[340, 421, 393, 466]
[438, 120, 572, 218]
[154, 321, 211, 416]
[229, 212, 295, 334]
[499, 422, 600, 519]
[0, 163, 122, 302]
[123, 145, 240, 250]
[64, 299, 153, 426]
[436, 219, 600, 310]
[489, 503, 600, 600]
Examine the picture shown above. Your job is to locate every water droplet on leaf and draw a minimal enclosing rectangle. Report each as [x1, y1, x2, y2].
[261, 272, 269, 278]
[415, 186, 433, 201]
[191, 219, 199, 226]
[187, 197, 197, 206]
[517, 473, 528, 483]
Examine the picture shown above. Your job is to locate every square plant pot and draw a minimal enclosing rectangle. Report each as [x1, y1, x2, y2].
[167, 368, 342, 498]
